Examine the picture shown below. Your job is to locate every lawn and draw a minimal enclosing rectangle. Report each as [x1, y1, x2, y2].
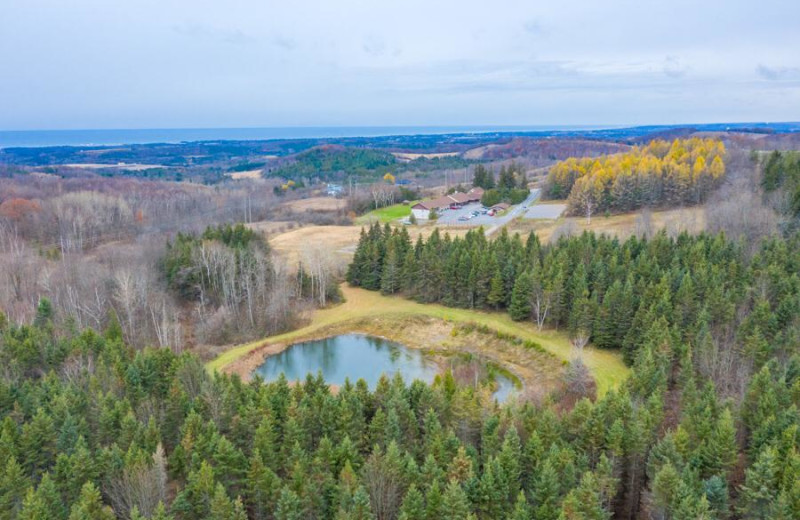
[207, 284, 630, 396]
[357, 202, 415, 223]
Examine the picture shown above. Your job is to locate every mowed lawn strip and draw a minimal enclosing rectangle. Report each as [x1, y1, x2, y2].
[207, 285, 630, 396]
[357, 202, 415, 223]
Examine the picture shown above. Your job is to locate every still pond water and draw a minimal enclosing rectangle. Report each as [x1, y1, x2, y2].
[254, 334, 516, 402]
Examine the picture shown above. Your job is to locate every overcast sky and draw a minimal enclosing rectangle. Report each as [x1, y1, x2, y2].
[2, 0, 799, 130]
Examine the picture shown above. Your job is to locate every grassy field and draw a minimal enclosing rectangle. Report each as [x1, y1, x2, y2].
[207, 285, 630, 396]
[267, 224, 470, 267]
[510, 206, 705, 242]
[282, 197, 347, 212]
[357, 202, 415, 223]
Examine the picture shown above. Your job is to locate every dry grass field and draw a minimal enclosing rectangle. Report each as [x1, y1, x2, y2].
[281, 196, 347, 212]
[509, 206, 706, 242]
[267, 224, 471, 266]
[227, 169, 263, 180]
[391, 151, 460, 161]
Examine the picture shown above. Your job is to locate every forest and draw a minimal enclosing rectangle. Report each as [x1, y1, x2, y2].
[0, 173, 346, 351]
[545, 138, 727, 217]
[1, 134, 800, 520]
[346, 223, 800, 517]
[1, 226, 799, 519]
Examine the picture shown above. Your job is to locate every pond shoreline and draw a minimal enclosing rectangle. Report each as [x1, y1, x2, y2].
[222, 317, 536, 401]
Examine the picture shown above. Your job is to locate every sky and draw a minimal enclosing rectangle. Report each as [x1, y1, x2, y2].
[2, 0, 800, 130]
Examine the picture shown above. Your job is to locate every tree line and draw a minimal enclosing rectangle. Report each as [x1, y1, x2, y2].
[545, 138, 727, 219]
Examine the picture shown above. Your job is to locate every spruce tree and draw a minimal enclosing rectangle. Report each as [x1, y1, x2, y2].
[509, 271, 533, 321]
[398, 484, 425, 520]
[67, 482, 115, 520]
[441, 480, 471, 520]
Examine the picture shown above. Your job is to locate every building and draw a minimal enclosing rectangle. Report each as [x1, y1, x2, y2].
[411, 187, 484, 220]
[326, 183, 343, 197]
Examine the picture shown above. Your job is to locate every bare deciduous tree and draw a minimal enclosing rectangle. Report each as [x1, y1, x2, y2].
[107, 444, 167, 520]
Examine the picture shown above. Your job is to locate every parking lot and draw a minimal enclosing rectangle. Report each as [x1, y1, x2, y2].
[436, 202, 498, 226]
[523, 203, 567, 219]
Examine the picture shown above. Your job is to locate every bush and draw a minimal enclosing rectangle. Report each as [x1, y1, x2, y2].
[481, 189, 502, 207]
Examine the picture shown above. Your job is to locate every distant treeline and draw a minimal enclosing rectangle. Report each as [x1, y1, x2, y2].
[268, 146, 475, 183]
[545, 138, 726, 215]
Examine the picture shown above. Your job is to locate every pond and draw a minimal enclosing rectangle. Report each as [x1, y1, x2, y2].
[253, 334, 517, 402]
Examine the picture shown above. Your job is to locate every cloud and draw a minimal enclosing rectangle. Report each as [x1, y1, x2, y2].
[662, 56, 688, 78]
[756, 64, 800, 81]
[173, 24, 254, 45]
[271, 36, 297, 51]
[522, 20, 547, 36]
[362, 35, 387, 56]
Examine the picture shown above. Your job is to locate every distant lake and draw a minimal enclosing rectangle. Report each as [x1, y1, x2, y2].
[253, 333, 516, 401]
[0, 125, 597, 149]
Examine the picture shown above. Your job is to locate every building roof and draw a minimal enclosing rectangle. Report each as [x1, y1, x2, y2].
[412, 188, 485, 211]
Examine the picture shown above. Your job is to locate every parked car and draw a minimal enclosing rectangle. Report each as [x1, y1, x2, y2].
[458, 216, 469, 221]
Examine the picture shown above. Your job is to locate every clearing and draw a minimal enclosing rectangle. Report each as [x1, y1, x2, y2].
[207, 284, 630, 397]
[523, 203, 567, 219]
[509, 206, 706, 242]
[281, 197, 347, 212]
[392, 152, 460, 161]
[266, 224, 470, 266]
[227, 169, 263, 180]
[357, 202, 416, 223]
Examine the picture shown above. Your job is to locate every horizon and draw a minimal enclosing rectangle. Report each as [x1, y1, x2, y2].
[2, 121, 798, 149]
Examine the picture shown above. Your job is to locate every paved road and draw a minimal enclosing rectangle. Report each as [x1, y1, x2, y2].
[485, 189, 541, 235]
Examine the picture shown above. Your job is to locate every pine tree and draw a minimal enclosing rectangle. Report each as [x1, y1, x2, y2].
[509, 271, 533, 321]
[559, 472, 610, 520]
[275, 487, 304, 520]
[738, 446, 780, 519]
[441, 480, 471, 520]
[487, 266, 505, 309]
[0, 457, 31, 520]
[171, 461, 217, 519]
[425, 480, 444, 520]
[532, 459, 560, 520]
[398, 484, 425, 520]
[510, 492, 532, 520]
[68, 482, 115, 520]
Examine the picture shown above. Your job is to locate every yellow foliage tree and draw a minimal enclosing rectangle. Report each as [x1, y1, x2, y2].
[383, 173, 396, 184]
[710, 155, 725, 178]
[547, 137, 726, 215]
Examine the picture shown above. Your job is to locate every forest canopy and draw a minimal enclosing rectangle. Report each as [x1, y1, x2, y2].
[2, 223, 800, 519]
[545, 138, 726, 216]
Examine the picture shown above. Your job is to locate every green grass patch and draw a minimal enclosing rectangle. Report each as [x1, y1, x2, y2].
[357, 202, 415, 223]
